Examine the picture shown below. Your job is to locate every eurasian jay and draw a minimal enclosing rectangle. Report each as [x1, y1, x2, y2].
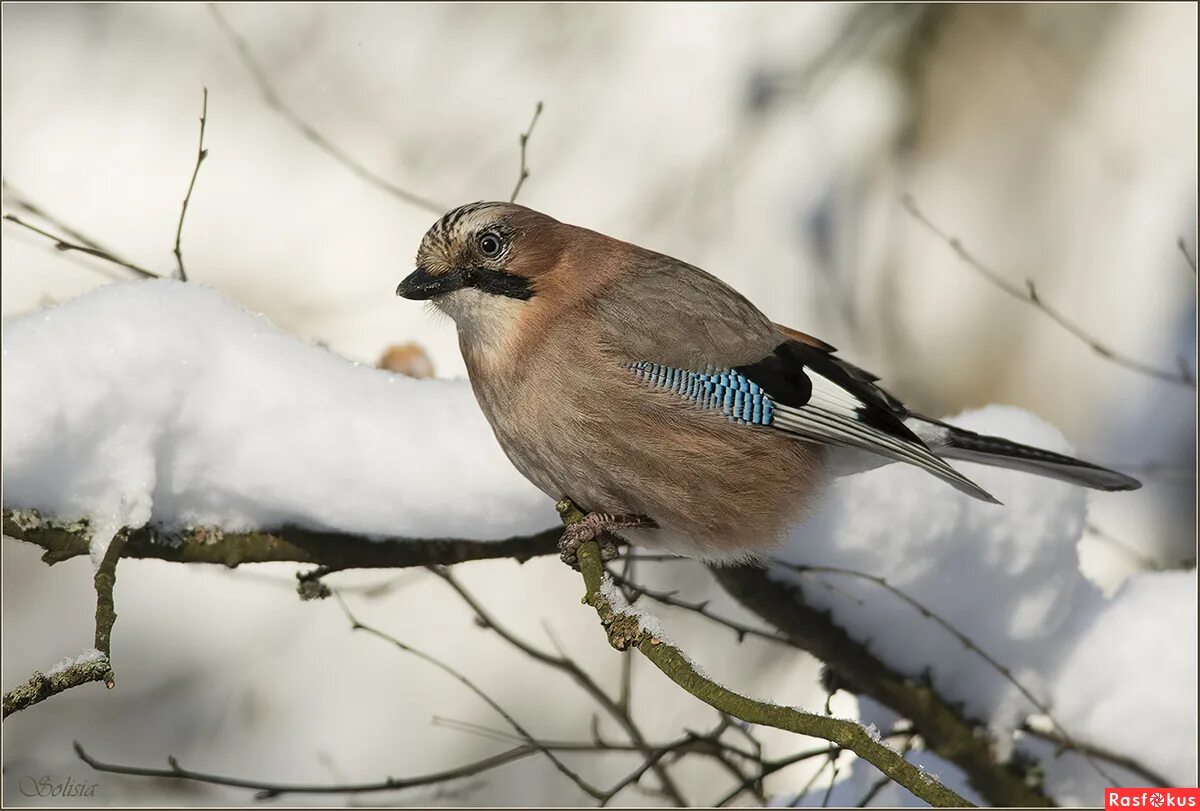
[396, 202, 1140, 564]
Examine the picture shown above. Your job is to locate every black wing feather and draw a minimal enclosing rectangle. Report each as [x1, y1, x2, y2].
[736, 340, 999, 503]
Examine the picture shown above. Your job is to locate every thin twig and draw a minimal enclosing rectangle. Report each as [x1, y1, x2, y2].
[2, 214, 160, 279]
[74, 729, 762, 802]
[821, 747, 842, 807]
[789, 749, 837, 807]
[1083, 522, 1162, 572]
[713, 745, 834, 807]
[428, 565, 688, 806]
[903, 194, 1195, 389]
[207, 3, 444, 215]
[1179, 238, 1198, 276]
[2, 659, 112, 719]
[173, 88, 209, 282]
[616, 556, 635, 715]
[1020, 721, 1173, 788]
[332, 591, 606, 801]
[74, 740, 539, 800]
[3, 180, 111, 252]
[607, 568, 799, 650]
[2, 533, 128, 717]
[509, 101, 544, 203]
[92, 533, 129, 686]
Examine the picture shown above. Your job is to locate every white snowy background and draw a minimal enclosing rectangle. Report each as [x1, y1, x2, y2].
[2, 3, 1196, 807]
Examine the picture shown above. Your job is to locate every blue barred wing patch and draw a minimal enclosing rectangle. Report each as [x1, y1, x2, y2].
[625, 362, 775, 426]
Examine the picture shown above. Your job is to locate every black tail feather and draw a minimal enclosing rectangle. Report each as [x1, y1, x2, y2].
[936, 425, 1141, 492]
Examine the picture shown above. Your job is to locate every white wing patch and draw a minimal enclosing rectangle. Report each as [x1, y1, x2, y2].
[772, 370, 999, 504]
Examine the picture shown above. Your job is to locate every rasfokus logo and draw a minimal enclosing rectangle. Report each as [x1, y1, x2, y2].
[1106, 789, 1200, 809]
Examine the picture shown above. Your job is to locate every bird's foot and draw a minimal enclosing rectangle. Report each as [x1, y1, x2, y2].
[555, 509, 655, 569]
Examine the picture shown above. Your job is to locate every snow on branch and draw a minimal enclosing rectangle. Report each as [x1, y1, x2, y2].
[2, 508, 559, 571]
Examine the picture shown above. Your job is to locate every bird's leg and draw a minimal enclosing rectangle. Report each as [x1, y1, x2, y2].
[554, 506, 656, 568]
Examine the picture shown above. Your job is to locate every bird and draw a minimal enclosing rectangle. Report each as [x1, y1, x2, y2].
[396, 202, 1141, 565]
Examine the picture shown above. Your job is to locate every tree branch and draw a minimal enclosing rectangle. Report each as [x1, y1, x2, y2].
[1, 181, 142, 282]
[509, 101, 544, 203]
[2, 531, 128, 717]
[207, 3, 445, 215]
[3, 507, 559, 570]
[173, 88, 209, 282]
[1178, 237, 1197, 276]
[428, 565, 688, 805]
[903, 194, 1195, 389]
[559, 500, 973, 808]
[333, 591, 609, 800]
[2, 658, 112, 719]
[1, 214, 160, 280]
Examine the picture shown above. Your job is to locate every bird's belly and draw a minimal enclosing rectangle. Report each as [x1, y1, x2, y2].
[484, 379, 828, 561]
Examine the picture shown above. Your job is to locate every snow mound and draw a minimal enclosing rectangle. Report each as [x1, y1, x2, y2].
[774, 407, 1196, 797]
[1, 280, 555, 560]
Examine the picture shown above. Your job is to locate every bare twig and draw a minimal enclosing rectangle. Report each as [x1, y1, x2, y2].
[207, 3, 444, 215]
[903, 194, 1195, 389]
[509, 101, 544, 203]
[428, 565, 688, 805]
[1019, 721, 1173, 788]
[2, 181, 136, 281]
[616, 556, 636, 715]
[1083, 522, 1163, 572]
[75, 727, 763, 802]
[75, 740, 539, 800]
[714, 744, 837, 807]
[2, 658, 112, 719]
[2, 214, 160, 279]
[607, 568, 798, 650]
[173, 88, 209, 282]
[1179, 238, 1198, 276]
[789, 748, 838, 807]
[2, 532, 128, 717]
[92, 534, 129, 685]
[333, 591, 606, 800]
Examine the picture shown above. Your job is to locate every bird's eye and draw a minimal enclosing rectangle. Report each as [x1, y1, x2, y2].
[478, 232, 503, 258]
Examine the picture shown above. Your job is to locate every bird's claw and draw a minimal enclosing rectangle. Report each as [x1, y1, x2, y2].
[558, 522, 620, 569]
[556, 510, 655, 570]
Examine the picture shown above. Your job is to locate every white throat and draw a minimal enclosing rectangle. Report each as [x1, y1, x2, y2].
[435, 288, 526, 362]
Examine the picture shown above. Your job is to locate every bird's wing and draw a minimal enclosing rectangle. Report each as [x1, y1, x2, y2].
[591, 254, 994, 501]
[625, 337, 997, 503]
[591, 255, 783, 368]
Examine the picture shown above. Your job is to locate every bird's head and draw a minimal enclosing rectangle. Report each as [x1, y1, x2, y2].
[398, 202, 566, 348]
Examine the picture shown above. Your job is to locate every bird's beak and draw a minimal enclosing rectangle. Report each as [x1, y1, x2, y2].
[396, 266, 463, 300]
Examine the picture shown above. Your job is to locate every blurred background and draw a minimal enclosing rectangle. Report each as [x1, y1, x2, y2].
[2, 3, 1195, 806]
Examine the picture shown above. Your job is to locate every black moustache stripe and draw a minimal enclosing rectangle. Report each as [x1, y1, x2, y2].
[462, 267, 534, 300]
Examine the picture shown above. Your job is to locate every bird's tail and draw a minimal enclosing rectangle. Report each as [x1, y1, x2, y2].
[927, 422, 1142, 492]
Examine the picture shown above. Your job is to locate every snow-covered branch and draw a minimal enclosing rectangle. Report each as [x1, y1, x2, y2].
[2, 508, 559, 571]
